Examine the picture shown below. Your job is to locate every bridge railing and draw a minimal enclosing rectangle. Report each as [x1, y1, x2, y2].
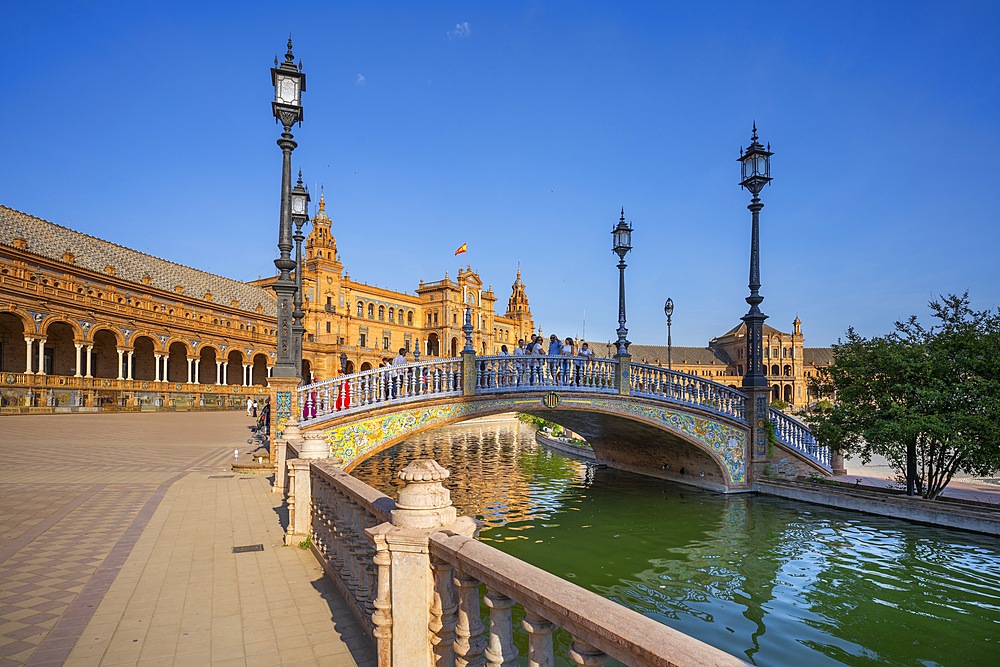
[297, 357, 464, 426]
[473, 354, 619, 393]
[769, 407, 831, 470]
[629, 362, 747, 422]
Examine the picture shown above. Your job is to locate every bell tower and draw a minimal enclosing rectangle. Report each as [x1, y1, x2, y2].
[505, 264, 533, 341]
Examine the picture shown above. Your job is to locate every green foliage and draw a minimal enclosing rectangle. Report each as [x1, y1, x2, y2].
[298, 535, 312, 550]
[770, 399, 789, 411]
[806, 293, 1000, 499]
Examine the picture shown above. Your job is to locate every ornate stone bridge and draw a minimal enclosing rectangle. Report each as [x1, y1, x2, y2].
[276, 353, 830, 492]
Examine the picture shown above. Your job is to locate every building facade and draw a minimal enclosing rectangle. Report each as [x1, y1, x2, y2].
[625, 316, 833, 409]
[0, 202, 534, 412]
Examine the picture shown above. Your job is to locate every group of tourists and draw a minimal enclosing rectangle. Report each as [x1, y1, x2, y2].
[488, 334, 595, 387]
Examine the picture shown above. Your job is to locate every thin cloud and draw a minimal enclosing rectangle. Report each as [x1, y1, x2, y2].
[448, 21, 471, 39]
[356, 73, 366, 86]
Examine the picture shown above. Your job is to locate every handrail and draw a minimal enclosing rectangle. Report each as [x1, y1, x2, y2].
[769, 407, 831, 470]
[430, 531, 749, 666]
[629, 362, 747, 422]
[472, 354, 619, 393]
[298, 357, 464, 426]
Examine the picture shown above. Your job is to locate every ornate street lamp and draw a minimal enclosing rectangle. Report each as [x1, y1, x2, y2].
[738, 122, 773, 389]
[290, 171, 310, 379]
[664, 297, 674, 371]
[339, 351, 349, 376]
[270, 36, 306, 378]
[611, 209, 633, 356]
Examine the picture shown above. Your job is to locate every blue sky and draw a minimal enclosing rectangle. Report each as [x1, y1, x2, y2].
[3, 1, 998, 347]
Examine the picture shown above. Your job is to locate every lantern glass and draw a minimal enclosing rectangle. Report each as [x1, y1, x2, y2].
[664, 298, 674, 317]
[274, 73, 300, 106]
[291, 191, 307, 217]
[613, 225, 631, 252]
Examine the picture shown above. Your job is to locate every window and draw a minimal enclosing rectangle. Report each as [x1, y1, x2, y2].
[453, 314, 457, 324]
[433, 312, 439, 324]
[379, 306, 385, 320]
[389, 308, 395, 322]
[326, 322, 331, 333]
[407, 312, 413, 326]
[383, 336, 390, 349]
[357, 302, 364, 316]
[326, 296, 332, 307]
[368, 304, 374, 318]
[360, 333, 367, 348]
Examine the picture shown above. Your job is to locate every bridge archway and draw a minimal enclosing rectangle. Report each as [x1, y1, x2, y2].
[304, 394, 749, 492]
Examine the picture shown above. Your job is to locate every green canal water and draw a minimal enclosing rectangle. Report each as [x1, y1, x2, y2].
[350, 420, 999, 666]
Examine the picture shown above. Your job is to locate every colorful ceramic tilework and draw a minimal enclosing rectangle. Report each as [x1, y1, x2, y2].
[321, 394, 748, 485]
[275, 391, 292, 439]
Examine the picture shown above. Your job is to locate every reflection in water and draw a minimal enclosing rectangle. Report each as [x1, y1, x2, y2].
[351, 419, 1000, 666]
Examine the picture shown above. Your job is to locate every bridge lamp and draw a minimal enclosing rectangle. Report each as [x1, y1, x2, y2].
[270, 36, 306, 378]
[737, 122, 773, 389]
[290, 172, 310, 379]
[339, 352, 349, 375]
[663, 298, 674, 371]
[611, 210, 633, 357]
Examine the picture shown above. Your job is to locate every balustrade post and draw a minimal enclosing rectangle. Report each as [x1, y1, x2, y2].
[285, 458, 313, 545]
[273, 436, 288, 494]
[746, 386, 771, 484]
[568, 639, 609, 666]
[365, 459, 480, 667]
[830, 449, 847, 476]
[461, 352, 476, 396]
[521, 612, 555, 667]
[430, 555, 458, 666]
[483, 591, 518, 666]
[614, 353, 631, 396]
[453, 571, 487, 667]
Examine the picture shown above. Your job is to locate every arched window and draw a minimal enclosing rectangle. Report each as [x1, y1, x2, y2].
[407, 311, 413, 326]
[388, 308, 395, 322]
[368, 303, 374, 318]
[357, 301, 364, 317]
[378, 305, 385, 320]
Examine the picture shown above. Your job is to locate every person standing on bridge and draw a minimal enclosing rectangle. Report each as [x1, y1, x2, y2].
[547, 334, 563, 383]
[513, 338, 527, 386]
[391, 348, 407, 398]
[561, 337, 577, 386]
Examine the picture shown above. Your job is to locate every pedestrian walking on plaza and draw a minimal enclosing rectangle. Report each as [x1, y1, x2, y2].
[252, 399, 258, 418]
[246, 396, 253, 417]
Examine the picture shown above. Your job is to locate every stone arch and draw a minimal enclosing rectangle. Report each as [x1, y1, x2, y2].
[360, 361, 373, 372]
[783, 384, 793, 404]
[426, 333, 440, 357]
[198, 346, 218, 384]
[89, 326, 125, 347]
[302, 359, 313, 385]
[771, 384, 780, 400]
[91, 329, 120, 378]
[132, 335, 157, 381]
[0, 312, 29, 372]
[44, 321, 77, 376]
[315, 396, 747, 491]
[251, 353, 269, 385]
[39, 315, 84, 341]
[166, 341, 190, 382]
[343, 360, 355, 375]
[226, 349, 245, 385]
[451, 338, 458, 357]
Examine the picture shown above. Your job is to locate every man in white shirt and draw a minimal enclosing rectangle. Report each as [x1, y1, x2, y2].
[391, 348, 407, 398]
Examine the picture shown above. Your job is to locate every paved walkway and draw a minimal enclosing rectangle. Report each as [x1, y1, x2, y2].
[835, 454, 1000, 505]
[0, 412, 375, 667]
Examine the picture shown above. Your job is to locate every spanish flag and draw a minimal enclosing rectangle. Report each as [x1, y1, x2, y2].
[454, 243, 468, 255]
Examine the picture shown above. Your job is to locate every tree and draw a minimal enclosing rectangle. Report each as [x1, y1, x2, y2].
[807, 293, 1000, 499]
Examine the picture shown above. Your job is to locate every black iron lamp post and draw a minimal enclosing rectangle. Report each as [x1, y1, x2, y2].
[611, 209, 633, 356]
[664, 297, 674, 371]
[738, 122, 773, 389]
[270, 37, 306, 378]
[290, 171, 310, 379]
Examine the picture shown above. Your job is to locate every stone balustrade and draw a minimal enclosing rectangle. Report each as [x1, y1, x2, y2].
[275, 446, 750, 667]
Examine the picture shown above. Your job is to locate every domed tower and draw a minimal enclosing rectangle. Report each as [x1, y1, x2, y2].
[305, 190, 339, 271]
[505, 265, 534, 341]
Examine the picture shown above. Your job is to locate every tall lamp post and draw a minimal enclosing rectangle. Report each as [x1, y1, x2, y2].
[290, 171, 310, 380]
[738, 122, 772, 390]
[270, 37, 306, 378]
[664, 298, 674, 371]
[611, 209, 633, 356]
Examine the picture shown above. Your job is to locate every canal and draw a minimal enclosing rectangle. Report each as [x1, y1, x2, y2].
[350, 418, 999, 666]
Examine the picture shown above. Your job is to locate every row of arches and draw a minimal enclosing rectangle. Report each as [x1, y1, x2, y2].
[0, 313, 271, 385]
[356, 301, 414, 326]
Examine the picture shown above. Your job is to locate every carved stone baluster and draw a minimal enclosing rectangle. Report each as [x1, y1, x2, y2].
[568, 639, 608, 666]
[483, 591, 517, 667]
[369, 528, 393, 667]
[521, 611, 555, 667]
[430, 556, 458, 666]
[453, 572, 486, 667]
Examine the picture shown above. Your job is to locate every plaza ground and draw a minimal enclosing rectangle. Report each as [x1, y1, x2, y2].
[0, 412, 374, 667]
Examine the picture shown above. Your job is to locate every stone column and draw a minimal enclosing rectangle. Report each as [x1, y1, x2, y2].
[267, 364, 273, 378]
[830, 450, 847, 476]
[85, 345, 93, 378]
[116, 349, 124, 380]
[243, 363, 250, 387]
[126, 350, 134, 380]
[222, 361, 228, 385]
[746, 385, 772, 485]
[366, 460, 480, 667]
[215, 360, 222, 385]
[286, 458, 313, 540]
[193, 358, 201, 384]
[24, 338, 34, 374]
[187, 358, 193, 384]
[74, 344, 83, 377]
[615, 353, 631, 395]
[37, 339, 47, 375]
[154, 354, 162, 382]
